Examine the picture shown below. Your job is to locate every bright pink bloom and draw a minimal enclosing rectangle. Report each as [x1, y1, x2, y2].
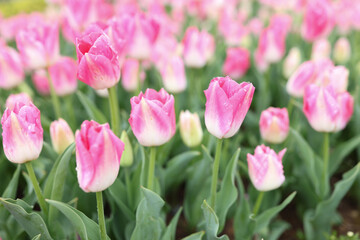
[301, 0, 334, 42]
[317, 65, 349, 93]
[223, 47, 250, 79]
[0, 42, 24, 89]
[129, 88, 176, 146]
[75, 120, 124, 192]
[260, 107, 289, 144]
[50, 118, 74, 154]
[1, 100, 43, 163]
[311, 39, 331, 61]
[121, 58, 145, 92]
[48, 57, 78, 96]
[303, 84, 353, 132]
[247, 145, 286, 191]
[32, 70, 50, 95]
[160, 56, 187, 93]
[182, 27, 215, 68]
[204, 76, 255, 139]
[5, 93, 32, 110]
[16, 21, 59, 70]
[76, 25, 120, 90]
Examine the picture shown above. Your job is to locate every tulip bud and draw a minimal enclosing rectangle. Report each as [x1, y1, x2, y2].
[182, 27, 215, 68]
[260, 107, 289, 144]
[0, 43, 24, 89]
[311, 39, 331, 61]
[5, 93, 32, 109]
[48, 57, 78, 96]
[76, 24, 120, 90]
[129, 88, 176, 146]
[32, 70, 50, 95]
[75, 120, 124, 192]
[333, 37, 351, 64]
[121, 58, 145, 92]
[204, 76, 255, 139]
[303, 84, 353, 132]
[179, 110, 203, 147]
[223, 47, 250, 79]
[160, 56, 187, 93]
[50, 118, 75, 154]
[247, 145, 286, 191]
[120, 130, 133, 167]
[1, 101, 43, 163]
[283, 47, 301, 78]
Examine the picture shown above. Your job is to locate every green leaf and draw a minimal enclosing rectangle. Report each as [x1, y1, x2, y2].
[32, 234, 41, 240]
[181, 231, 205, 240]
[2, 165, 21, 198]
[0, 198, 52, 240]
[254, 191, 296, 232]
[164, 151, 200, 191]
[161, 207, 182, 240]
[201, 200, 229, 240]
[46, 199, 106, 240]
[76, 91, 107, 123]
[267, 221, 290, 240]
[215, 148, 240, 233]
[130, 187, 165, 240]
[329, 135, 360, 175]
[304, 163, 360, 240]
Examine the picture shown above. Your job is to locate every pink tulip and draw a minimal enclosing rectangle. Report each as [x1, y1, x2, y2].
[303, 84, 353, 132]
[283, 47, 301, 78]
[317, 66, 349, 93]
[311, 39, 331, 61]
[16, 21, 59, 70]
[301, 0, 334, 42]
[333, 37, 351, 64]
[76, 25, 120, 90]
[160, 56, 187, 93]
[5, 93, 32, 110]
[223, 47, 250, 79]
[32, 70, 50, 95]
[50, 118, 75, 154]
[48, 57, 78, 96]
[247, 145, 286, 191]
[256, 27, 286, 64]
[75, 120, 124, 192]
[121, 58, 145, 92]
[1, 100, 43, 163]
[0, 42, 24, 89]
[182, 27, 215, 68]
[129, 88, 176, 146]
[260, 107, 289, 144]
[204, 76, 255, 139]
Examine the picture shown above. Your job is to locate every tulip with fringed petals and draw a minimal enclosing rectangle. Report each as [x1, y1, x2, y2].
[179, 110, 203, 148]
[204, 76, 255, 139]
[75, 120, 124, 193]
[129, 88, 176, 147]
[5, 93, 32, 109]
[1, 101, 43, 164]
[247, 145, 286, 191]
[50, 118, 75, 154]
[260, 107, 289, 144]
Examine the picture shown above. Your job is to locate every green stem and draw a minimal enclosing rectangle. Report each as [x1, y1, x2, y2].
[65, 95, 76, 129]
[125, 169, 133, 207]
[321, 132, 330, 198]
[25, 162, 48, 218]
[252, 191, 265, 216]
[96, 191, 107, 240]
[107, 86, 121, 136]
[46, 67, 61, 119]
[209, 138, 223, 209]
[287, 97, 294, 119]
[147, 147, 157, 191]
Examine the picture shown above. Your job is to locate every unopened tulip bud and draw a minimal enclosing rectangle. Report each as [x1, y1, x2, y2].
[75, 120, 124, 192]
[223, 47, 250, 79]
[179, 110, 203, 147]
[120, 130, 133, 167]
[311, 39, 331, 61]
[50, 118, 75, 154]
[260, 107, 289, 144]
[160, 56, 187, 93]
[283, 47, 301, 78]
[121, 59, 145, 92]
[333, 37, 351, 64]
[247, 145, 286, 191]
[1, 101, 43, 163]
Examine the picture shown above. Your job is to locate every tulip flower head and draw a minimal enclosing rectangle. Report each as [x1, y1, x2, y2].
[179, 110, 203, 147]
[333, 37, 351, 64]
[223, 47, 250, 79]
[129, 88, 176, 146]
[247, 145, 286, 191]
[75, 120, 124, 192]
[1, 100, 43, 163]
[50, 118, 75, 154]
[160, 56, 187, 93]
[204, 76, 255, 139]
[260, 107, 289, 144]
[5, 93, 32, 110]
[0, 43, 24, 89]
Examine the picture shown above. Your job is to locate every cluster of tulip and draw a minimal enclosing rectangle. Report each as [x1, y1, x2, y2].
[0, 0, 360, 239]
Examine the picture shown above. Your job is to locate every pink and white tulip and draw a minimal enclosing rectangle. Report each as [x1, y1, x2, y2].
[5, 93, 32, 110]
[333, 37, 351, 64]
[129, 88, 176, 146]
[179, 110, 203, 147]
[50, 118, 75, 154]
[121, 58, 145, 92]
[283, 47, 301, 78]
[303, 84, 353, 132]
[311, 39, 331, 61]
[317, 66, 349, 93]
[76, 25, 120, 90]
[160, 56, 187, 93]
[1, 100, 43, 163]
[32, 70, 50, 95]
[75, 120, 124, 192]
[260, 107, 289, 144]
[223, 47, 250, 79]
[0, 42, 24, 89]
[49, 57, 78, 96]
[204, 76, 255, 139]
[182, 27, 215, 68]
[247, 145, 286, 191]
